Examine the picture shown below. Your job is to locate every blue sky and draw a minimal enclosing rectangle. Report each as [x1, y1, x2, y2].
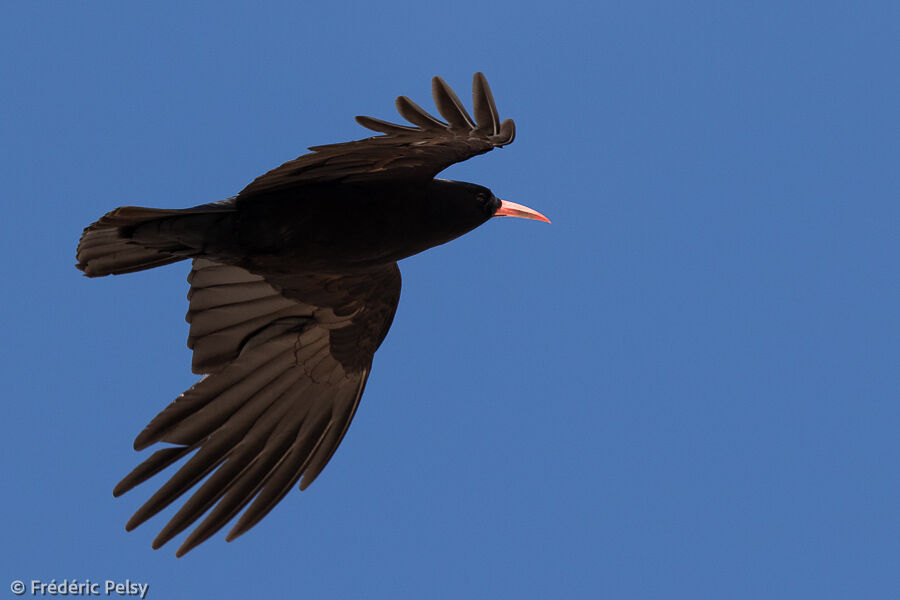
[2, 1, 898, 598]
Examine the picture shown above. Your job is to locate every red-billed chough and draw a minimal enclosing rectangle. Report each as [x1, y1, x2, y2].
[76, 72, 548, 556]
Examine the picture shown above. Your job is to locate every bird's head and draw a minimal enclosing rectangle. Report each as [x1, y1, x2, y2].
[421, 179, 549, 248]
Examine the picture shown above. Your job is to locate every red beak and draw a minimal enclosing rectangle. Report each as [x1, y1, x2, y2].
[493, 200, 551, 223]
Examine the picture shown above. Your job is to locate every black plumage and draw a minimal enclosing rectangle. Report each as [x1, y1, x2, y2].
[76, 72, 548, 556]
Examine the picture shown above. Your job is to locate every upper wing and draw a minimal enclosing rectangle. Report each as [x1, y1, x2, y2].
[237, 72, 515, 197]
[113, 259, 401, 556]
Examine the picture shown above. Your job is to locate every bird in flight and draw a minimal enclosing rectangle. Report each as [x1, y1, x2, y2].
[76, 72, 549, 556]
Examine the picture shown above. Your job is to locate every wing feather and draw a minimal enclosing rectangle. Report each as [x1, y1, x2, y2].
[353, 115, 419, 135]
[472, 71, 500, 134]
[224, 401, 334, 542]
[432, 76, 476, 130]
[173, 387, 318, 554]
[151, 388, 304, 549]
[116, 260, 401, 555]
[185, 259, 316, 373]
[238, 73, 515, 196]
[126, 353, 303, 531]
[394, 96, 448, 131]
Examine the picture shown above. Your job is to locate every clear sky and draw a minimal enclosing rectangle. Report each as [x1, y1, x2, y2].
[2, 2, 898, 598]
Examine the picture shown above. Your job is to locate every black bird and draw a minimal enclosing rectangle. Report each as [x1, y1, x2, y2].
[76, 72, 548, 556]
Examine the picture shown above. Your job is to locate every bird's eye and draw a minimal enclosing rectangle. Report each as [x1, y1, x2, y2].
[475, 192, 495, 215]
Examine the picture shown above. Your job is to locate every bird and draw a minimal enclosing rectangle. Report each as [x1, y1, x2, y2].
[75, 72, 549, 557]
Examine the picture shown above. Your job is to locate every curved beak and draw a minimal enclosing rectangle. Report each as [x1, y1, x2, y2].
[493, 199, 551, 223]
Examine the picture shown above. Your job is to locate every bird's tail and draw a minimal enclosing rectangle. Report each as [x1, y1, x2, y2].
[76, 202, 236, 278]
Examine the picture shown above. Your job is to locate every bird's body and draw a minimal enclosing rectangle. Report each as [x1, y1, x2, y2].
[119, 180, 497, 275]
[76, 73, 547, 556]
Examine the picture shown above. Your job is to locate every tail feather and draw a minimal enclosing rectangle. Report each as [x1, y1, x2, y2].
[76, 203, 235, 277]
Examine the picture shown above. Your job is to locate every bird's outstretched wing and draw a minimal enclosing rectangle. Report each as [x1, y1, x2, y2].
[113, 259, 401, 556]
[237, 72, 515, 197]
